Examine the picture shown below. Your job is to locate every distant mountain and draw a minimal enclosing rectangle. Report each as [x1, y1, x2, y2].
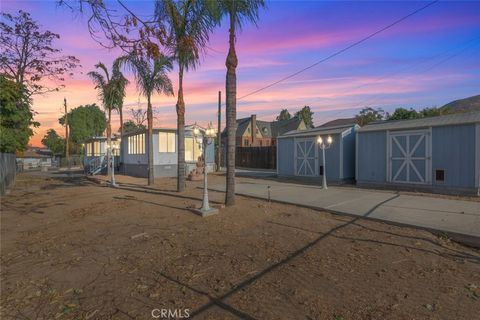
[441, 95, 480, 112]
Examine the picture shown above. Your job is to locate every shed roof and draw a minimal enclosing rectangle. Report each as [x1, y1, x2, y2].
[279, 124, 358, 138]
[358, 111, 480, 132]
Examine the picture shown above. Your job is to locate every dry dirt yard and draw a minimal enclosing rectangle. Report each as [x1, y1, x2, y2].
[1, 172, 479, 320]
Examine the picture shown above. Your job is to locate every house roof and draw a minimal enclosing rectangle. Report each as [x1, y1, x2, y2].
[357, 111, 480, 132]
[272, 117, 304, 137]
[319, 117, 357, 127]
[279, 124, 358, 138]
[223, 116, 304, 138]
[83, 136, 119, 143]
[16, 148, 52, 158]
[122, 126, 205, 138]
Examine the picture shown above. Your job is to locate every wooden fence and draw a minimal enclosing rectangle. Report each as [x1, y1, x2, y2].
[0, 153, 16, 195]
[235, 146, 276, 169]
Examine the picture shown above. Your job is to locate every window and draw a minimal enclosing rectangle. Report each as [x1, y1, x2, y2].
[435, 169, 445, 182]
[185, 137, 202, 161]
[93, 141, 101, 156]
[86, 143, 93, 156]
[244, 139, 249, 146]
[319, 165, 324, 176]
[128, 134, 145, 154]
[159, 132, 176, 153]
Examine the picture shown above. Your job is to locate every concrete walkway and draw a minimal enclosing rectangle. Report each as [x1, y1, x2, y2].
[211, 178, 480, 241]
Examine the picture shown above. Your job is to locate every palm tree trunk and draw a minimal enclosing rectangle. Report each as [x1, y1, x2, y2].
[107, 108, 112, 179]
[147, 95, 154, 185]
[176, 65, 186, 192]
[225, 13, 238, 206]
[119, 107, 124, 173]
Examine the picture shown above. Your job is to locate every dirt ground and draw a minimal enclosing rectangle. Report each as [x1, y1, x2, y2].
[1, 172, 479, 320]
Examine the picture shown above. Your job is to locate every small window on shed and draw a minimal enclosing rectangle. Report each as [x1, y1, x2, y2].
[435, 169, 445, 182]
[319, 165, 324, 176]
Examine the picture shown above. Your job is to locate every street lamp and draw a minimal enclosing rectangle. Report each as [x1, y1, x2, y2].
[107, 144, 118, 187]
[316, 135, 333, 190]
[192, 122, 218, 217]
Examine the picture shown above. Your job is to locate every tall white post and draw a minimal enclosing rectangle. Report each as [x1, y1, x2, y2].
[200, 137, 211, 211]
[111, 149, 117, 187]
[322, 146, 327, 190]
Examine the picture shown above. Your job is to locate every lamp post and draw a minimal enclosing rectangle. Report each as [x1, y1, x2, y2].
[192, 122, 218, 217]
[316, 135, 333, 190]
[108, 145, 118, 187]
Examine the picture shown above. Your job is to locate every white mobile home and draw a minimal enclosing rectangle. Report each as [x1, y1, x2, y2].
[121, 126, 215, 178]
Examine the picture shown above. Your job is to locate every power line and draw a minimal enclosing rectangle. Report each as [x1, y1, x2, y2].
[237, 0, 439, 101]
[318, 39, 480, 121]
[312, 36, 480, 116]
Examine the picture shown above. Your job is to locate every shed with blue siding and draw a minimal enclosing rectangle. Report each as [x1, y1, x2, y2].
[277, 124, 359, 183]
[356, 111, 480, 195]
[121, 125, 215, 178]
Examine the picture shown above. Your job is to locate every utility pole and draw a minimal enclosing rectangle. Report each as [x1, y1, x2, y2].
[216, 91, 221, 171]
[64, 98, 70, 175]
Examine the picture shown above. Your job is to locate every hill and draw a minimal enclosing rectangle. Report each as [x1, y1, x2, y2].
[441, 95, 480, 112]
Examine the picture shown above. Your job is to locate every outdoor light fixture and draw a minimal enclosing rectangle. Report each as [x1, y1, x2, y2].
[192, 122, 218, 217]
[316, 135, 333, 190]
[107, 144, 118, 188]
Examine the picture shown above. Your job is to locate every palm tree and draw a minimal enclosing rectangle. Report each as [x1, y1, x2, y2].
[88, 62, 128, 182]
[117, 52, 174, 185]
[112, 60, 130, 165]
[208, 0, 265, 206]
[155, 0, 215, 192]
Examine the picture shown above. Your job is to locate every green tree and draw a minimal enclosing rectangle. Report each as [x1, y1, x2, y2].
[88, 62, 128, 180]
[123, 120, 146, 134]
[117, 52, 174, 185]
[41, 129, 65, 155]
[276, 109, 291, 121]
[208, 0, 266, 206]
[155, 0, 215, 192]
[0, 75, 38, 153]
[295, 106, 314, 128]
[420, 106, 453, 118]
[387, 108, 420, 121]
[0, 11, 80, 95]
[355, 107, 385, 126]
[59, 104, 107, 143]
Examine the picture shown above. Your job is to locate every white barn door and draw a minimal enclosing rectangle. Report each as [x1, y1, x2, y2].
[388, 130, 431, 184]
[295, 138, 317, 176]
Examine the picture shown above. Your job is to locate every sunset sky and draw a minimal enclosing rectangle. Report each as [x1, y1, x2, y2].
[2, 0, 480, 147]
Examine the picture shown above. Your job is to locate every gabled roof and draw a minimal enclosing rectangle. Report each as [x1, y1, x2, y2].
[272, 117, 304, 137]
[357, 111, 480, 132]
[223, 116, 304, 138]
[279, 124, 358, 138]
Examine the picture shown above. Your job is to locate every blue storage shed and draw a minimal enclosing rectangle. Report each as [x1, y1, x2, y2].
[277, 124, 359, 183]
[356, 111, 480, 195]
[121, 125, 215, 178]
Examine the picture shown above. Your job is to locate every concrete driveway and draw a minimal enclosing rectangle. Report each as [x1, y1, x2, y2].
[211, 178, 480, 242]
